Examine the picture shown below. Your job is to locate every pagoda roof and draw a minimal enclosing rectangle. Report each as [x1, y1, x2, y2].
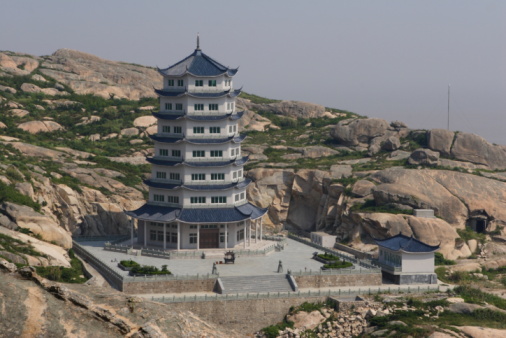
[146, 156, 249, 168]
[144, 178, 251, 191]
[152, 111, 245, 122]
[374, 233, 440, 253]
[158, 49, 238, 77]
[154, 88, 241, 99]
[149, 134, 246, 145]
[126, 202, 267, 223]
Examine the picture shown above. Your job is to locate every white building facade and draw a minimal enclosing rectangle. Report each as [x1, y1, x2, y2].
[127, 40, 267, 250]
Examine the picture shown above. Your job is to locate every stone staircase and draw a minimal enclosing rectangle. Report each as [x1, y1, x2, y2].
[219, 274, 294, 294]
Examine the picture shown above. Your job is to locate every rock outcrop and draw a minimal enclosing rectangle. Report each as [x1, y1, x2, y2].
[17, 120, 65, 134]
[39, 49, 160, 100]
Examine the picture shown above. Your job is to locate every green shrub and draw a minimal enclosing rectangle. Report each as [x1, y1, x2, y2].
[322, 260, 353, 269]
[36, 249, 87, 283]
[435, 252, 456, 266]
[317, 253, 340, 261]
[350, 200, 413, 215]
[130, 265, 171, 275]
[454, 286, 506, 310]
[120, 260, 140, 268]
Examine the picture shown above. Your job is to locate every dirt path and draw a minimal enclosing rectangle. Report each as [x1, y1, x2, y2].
[20, 286, 47, 338]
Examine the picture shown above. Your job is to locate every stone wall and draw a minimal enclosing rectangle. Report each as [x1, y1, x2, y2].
[294, 273, 382, 289]
[168, 296, 329, 333]
[122, 278, 217, 294]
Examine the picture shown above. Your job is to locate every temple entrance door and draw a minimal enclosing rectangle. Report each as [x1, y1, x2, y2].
[200, 228, 219, 248]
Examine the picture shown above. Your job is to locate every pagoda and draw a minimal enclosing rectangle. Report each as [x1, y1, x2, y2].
[126, 38, 267, 250]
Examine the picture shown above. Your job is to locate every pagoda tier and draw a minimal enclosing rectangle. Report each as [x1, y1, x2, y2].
[152, 111, 244, 121]
[149, 134, 246, 145]
[144, 178, 251, 191]
[127, 41, 266, 250]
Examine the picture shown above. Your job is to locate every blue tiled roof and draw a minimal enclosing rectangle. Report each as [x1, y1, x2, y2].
[374, 233, 440, 253]
[144, 178, 251, 191]
[149, 135, 183, 143]
[158, 49, 238, 77]
[126, 202, 267, 223]
[152, 111, 245, 122]
[146, 156, 249, 168]
[155, 89, 241, 99]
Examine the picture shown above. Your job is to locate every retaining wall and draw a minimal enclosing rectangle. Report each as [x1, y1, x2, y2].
[168, 296, 329, 333]
[122, 278, 217, 294]
[294, 273, 382, 288]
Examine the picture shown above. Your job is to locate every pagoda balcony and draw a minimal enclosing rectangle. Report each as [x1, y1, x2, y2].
[188, 110, 234, 116]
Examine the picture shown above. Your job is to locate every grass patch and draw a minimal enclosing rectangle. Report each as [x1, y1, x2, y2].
[317, 253, 340, 261]
[322, 260, 353, 270]
[35, 249, 87, 283]
[0, 181, 41, 212]
[119, 260, 140, 268]
[454, 286, 506, 310]
[130, 264, 171, 275]
[457, 227, 486, 244]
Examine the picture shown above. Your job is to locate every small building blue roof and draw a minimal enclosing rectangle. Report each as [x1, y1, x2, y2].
[158, 49, 238, 77]
[126, 202, 267, 223]
[374, 233, 440, 253]
[155, 88, 241, 99]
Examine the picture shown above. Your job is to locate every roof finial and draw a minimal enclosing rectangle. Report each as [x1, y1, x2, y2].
[196, 33, 200, 50]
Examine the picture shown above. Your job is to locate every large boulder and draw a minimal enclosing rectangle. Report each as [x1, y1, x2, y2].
[17, 121, 64, 134]
[407, 148, 440, 166]
[133, 115, 157, 128]
[0, 202, 72, 249]
[450, 132, 506, 169]
[330, 118, 390, 146]
[238, 98, 327, 119]
[286, 169, 331, 231]
[427, 129, 454, 157]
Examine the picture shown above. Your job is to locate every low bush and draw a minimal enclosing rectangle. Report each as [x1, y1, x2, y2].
[322, 260, 353, 269]
[317, 253, 340, 261]
[120, 260, 140, 268]
[130, 265, 171, 275]
[36, 249, 87, 283]
[434, 252, 456, 266]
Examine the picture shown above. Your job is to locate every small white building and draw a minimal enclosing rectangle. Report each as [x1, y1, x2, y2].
[310, 232, 337, 248]
[374, 233, 439, 284]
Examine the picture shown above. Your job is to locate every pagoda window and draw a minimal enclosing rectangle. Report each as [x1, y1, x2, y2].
[209, 104, 218, 111]
[162, 126, 170, 133]
[238, 169, 243, 177]
[173, 126, 182, 133]
[167, 196, 179, 204]
[211, 173, 225, 180]
[156, 171, 166, 179]
[177, 79, 184, 86]
[211, 196, 227, 204]
[153, 194, 165, 202]
[190, 196, 206, 204]
[208, 80, 217, 87]
[210, 150, 223, 157]
[189, 233, 197, 244]
[175, 103, 183, 111]
[241, 192, 245, 200]
[165, 103, 172, 110]
[209, 126, 220, 133]
[150, 230, 157, 241]
[191, 173, 206, 181]
[172, 150, 181, 157]
[168, 79, 174, 86]
[235, 194, 240, 202]
[159, 149, 169, 157]
[169, 173, 180, 180]
[157, 231, 164, 241]
[229, 126, 233, 133]
[194, 104, 204, 111]
[195, 80, 203, 87]
[193, 126, 204, 134]
[233, 171, 237, 179]
[171, 232, 177, 243]
[192, 150, 205, 158]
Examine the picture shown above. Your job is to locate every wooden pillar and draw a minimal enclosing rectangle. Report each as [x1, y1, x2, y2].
[243, 222, 246, 249]
[163, 223, 166, 250]
[255, 218, 258, 243]
[260, 217, 263, 241]
[177, 222, 180, 251]
[248, 220, 251, 247]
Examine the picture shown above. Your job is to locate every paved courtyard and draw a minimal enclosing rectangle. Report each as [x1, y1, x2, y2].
[79, 238, 356, 277]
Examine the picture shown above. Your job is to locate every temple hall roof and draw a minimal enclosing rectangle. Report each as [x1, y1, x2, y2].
[154, 88, 241, 99]
[374, 233, 440, 253]
[144, 178, 251, 191]
[146, 156, 249, 168]
[152, 111, 244, 122]
[149, 134, 246, 145]
[158, 49, 238, 77]
[126, 202, 267, 223]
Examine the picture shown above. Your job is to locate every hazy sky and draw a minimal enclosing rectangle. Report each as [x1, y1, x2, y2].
[2, 1, 505, 145]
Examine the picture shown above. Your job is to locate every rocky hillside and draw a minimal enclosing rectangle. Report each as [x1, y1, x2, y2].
[1, 48, 506, 263]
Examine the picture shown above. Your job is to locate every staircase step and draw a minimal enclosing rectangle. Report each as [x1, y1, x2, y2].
[220, 274, 293, 294]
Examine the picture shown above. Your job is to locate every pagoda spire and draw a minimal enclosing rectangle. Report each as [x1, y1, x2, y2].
[196, 33, 201, 51]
